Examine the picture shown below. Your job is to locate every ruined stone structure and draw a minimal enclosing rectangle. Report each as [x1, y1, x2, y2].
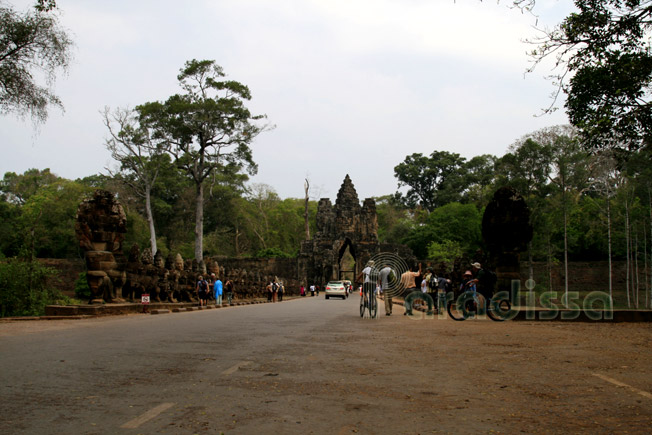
[75, 190, 128, 304]
[298, 175, 382, 287]
[75, 190, 301, 303]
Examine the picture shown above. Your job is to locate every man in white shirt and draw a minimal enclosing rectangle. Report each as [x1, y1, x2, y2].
[356, 260, 376, 310]
[379, 263, 394, 316]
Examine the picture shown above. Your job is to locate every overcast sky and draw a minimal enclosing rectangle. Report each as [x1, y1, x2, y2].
[1, 0, 574, 201]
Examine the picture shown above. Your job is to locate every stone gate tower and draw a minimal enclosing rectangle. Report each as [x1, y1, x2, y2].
[298, 175, 380, 286]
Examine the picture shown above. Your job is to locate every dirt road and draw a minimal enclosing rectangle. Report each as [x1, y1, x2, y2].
[1, 297, 651, 434]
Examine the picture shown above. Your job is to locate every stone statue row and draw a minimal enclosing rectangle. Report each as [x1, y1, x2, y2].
[90, 243, 289, 304]
[75, 190, 289, 304]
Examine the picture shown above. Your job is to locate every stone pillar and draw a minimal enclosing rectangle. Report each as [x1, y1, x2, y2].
[75, 190, 127, 304]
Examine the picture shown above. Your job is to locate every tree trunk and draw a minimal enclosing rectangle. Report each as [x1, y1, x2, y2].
[547, 236, 553, 292]
[625, 195, 631, 308]
[563, 187, 569, 302]
[649, 187, 652, 309]
[304, 178, 310, 241]
[527, 241, 534, 280]
[145, 185, 158, 255]
[635, 230, 640, 308]
[234, 221, 240, 257]
[194, 182, 204, 262]
[607, 194, 613, 303]
[645, 225, 649, 310]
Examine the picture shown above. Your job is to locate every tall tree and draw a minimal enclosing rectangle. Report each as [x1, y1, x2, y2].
[460, 154, 498, 208]
[496, 134, 553, 281]
[588, 150, 623, 302]
[137, 59, 269, 261]
[527, 0, 652, 150]
[0, 0, 73, 123]
[545, 130, 589, 299]
[0, 167, 58, 204]
[394, 150, 466, 212]
[304, 178, 310, 241]
[103, 106, 171, 255]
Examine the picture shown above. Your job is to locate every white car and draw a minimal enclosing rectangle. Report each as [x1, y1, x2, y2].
[325, 281, 347, 299]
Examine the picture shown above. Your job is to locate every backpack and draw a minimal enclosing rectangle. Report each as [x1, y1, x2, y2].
[428, 274, 439, 290]
[272, 282, 278, 292]
[484, 270, 497, 291]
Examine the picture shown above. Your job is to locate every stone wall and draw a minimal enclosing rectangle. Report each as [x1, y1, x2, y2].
[38, 258, 84, 298]
[523, 260, 650, 301]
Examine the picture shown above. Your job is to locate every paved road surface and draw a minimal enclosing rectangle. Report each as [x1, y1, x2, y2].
[1, 295, 651, 434]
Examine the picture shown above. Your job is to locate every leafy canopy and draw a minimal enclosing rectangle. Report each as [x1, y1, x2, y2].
[527, 0, 652, 150]
[0, 0, 73, 122]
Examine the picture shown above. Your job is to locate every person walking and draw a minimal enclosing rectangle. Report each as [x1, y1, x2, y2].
[278, 282, 284, 302]
[378, 263, 394, 316]
[196, 275, 209, 307]
[208, 273, 216, 304]
[401, 263, 422, 316]
[267, 281, 273, 302]
[214, 276, 223, 306]
[224, 279, 234, 305]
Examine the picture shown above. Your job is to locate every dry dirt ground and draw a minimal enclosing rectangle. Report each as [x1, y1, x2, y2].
[249, 311, 652, 434]
[1, 304, 652, 434]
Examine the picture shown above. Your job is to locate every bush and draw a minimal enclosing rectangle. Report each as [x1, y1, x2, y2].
[0, 258, 61, 317]
[74, 271, 91, 301]
[256, 247, 293, 259]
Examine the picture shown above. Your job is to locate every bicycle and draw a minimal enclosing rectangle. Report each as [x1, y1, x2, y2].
[447, 283, 513, 321]
[359, 283, 378, 319]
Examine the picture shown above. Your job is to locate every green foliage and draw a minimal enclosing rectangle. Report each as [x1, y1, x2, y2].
[0, 257, 60, 317]
[394, 151, 466, 211]
[427, 240, 463, 273]
[0, 1, 73, 122]
[0, 170, 94, 259]
[216, 185, 311, 258]
[400, 203, 482, 259]
[256, 247, 293, 259]
[0, 168, 58, 204]
[427, 203, 482, 251]
[74, 271, 90, 300]
[123, 209, 151, 255]
[375, 195, 412, 244]
[0, 196, 20, 256]
[529, 0, 652, 149]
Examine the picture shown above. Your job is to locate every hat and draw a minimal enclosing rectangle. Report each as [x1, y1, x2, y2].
[463, 270, 472, 277]
[471, 262, 481, 268]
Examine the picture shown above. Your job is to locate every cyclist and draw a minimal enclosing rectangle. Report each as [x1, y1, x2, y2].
[356, 260, 375, 306]
[458, 270, 478, 315]
[471, 262, 496, 304]
[460, 270, 476, 292]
